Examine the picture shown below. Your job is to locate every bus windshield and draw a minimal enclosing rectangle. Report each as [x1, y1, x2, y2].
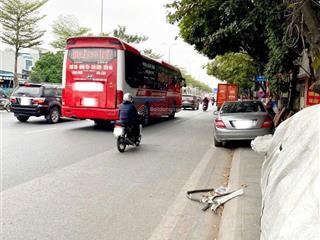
[66, 48, 117, 82]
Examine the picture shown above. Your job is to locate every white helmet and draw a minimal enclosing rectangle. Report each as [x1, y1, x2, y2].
[123, 93, 134, 103]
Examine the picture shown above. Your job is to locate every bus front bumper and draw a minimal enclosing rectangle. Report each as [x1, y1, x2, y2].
[62, 106, 119, 120]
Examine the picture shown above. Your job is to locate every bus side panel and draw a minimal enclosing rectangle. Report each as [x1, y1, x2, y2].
[106, 57, 118, 109]
[116, 50, 125, 101]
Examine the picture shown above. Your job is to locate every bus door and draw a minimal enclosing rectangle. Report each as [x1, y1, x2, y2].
[65, 48, 117, 109]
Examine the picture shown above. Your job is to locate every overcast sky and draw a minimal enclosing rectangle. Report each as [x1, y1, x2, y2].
[3, 0, 219, 88]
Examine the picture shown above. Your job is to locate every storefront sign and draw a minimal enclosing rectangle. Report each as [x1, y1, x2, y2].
[306, 91, 320, 105]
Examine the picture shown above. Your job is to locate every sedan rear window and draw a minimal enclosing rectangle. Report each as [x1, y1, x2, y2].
[182, 95, 193, 100]
[13, 86, 42, 97]
[221, 101, 266, 113]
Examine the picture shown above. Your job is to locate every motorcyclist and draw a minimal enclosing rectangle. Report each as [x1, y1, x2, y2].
[118, 93, 139, 141]
[211, 96, 215, 106]
[203, 96, 209, 105]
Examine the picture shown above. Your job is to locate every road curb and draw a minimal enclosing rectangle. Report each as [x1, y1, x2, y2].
[218, 148, 263, 240]
[218, 149, 242, 240]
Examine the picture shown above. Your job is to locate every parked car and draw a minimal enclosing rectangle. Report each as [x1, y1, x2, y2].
[182, 94, 199, 110]
[213, 100, 273, 146]
[0, 89, 10, 112]
[10, 82, 62, 123]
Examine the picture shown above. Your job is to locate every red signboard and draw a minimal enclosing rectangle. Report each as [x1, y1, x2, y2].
[216, 83, 239, 107]
[306, 91, 320, 106]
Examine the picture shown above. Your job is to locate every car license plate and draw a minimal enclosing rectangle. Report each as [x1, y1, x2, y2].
[20, 97, 30, 106]
[233, 120, 254, 129]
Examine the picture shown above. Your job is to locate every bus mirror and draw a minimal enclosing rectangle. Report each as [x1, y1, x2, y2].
[181, 79, 186, 87]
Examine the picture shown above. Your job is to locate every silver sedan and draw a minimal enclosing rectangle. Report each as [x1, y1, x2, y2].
[213, 100, 273, 146]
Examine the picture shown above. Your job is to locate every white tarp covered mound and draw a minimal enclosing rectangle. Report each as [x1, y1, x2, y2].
[258, 104, 320, 240]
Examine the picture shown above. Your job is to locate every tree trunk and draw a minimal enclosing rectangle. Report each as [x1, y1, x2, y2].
[301, 0, 320, 80]
[14, 49, 19, 88]
[287, 65, 299, 110]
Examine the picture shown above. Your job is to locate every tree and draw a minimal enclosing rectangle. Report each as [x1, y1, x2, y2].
[181, 70, 211, 92]
[284, 0, 320, 83]
[142, 48, 163, 60]
[0, 0, 47, 87]
[30, 51, 64, 83]
[166, 0, 269, 64]
[207, 52, 259, 90]
[166, 0, 301, 85]
[113, 25, 148, 44]
[51, 15, 91, 50]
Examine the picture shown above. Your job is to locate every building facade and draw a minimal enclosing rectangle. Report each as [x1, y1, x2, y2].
[0, 48, 42, 88]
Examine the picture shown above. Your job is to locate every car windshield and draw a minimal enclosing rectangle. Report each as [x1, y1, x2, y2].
[220, 101, 266, 113]
[13, 86, 42, 97]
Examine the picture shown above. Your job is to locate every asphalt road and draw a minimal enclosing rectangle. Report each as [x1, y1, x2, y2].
[1, 107, 233, 240]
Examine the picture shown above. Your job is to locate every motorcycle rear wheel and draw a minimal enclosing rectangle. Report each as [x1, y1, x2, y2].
[117, 137, 126, 153]
[135, 135, 142, 147]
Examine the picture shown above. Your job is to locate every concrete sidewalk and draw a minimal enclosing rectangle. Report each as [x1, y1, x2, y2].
[218, 148, 264, 240]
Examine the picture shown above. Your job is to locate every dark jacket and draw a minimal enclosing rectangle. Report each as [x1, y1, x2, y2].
[119, 101, 138, 124]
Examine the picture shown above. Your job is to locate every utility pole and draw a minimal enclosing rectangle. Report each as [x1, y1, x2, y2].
[100, 0, 104, 34]
[163, 43, 177, 63]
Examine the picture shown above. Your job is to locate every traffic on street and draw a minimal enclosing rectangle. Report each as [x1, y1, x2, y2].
[1, 0, 319, 239]
[2, 106, 239, 240]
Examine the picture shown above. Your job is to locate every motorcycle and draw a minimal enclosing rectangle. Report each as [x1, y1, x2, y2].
[202, 102, 208, 111]
[113, 116, 143, 153]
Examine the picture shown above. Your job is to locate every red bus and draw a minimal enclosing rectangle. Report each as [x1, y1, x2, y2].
[62, 37, 184, 126]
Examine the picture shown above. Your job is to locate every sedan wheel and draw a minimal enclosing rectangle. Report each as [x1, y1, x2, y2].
[214, 137, 222, 147]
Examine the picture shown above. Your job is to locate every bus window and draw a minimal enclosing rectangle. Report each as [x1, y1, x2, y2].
[125, 51, 142, 88]
[142, 60, 157, 89]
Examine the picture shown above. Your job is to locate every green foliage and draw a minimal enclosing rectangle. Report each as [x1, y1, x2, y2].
[142, 48, 163, 60]
[0, 0, 47, 49]
[166, 0, 269, 64]
[207, 52, 258, 89]
[312, 54, 320, 71]
[51, 15, 91, 50]
[166, 0, 302, 88]
[0, 0, 48, 86]
[263, 1, 300, 80]
[113, 25, 148, 44]
[181, 70, 211, 92]
[30, 51, 64, 83]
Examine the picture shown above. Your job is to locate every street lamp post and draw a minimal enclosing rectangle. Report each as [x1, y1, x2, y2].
[100, 0, 104, 34]
[163, 43, 177, 63]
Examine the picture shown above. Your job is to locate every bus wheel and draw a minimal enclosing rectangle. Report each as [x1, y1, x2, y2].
[142, 106, 150, 126]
